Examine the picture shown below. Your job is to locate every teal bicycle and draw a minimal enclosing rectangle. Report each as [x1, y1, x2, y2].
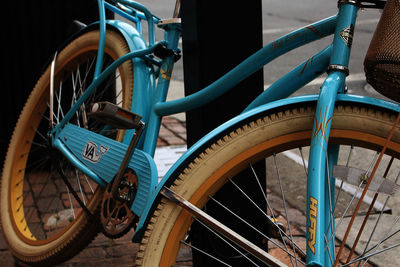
[1, 0, 400, 266]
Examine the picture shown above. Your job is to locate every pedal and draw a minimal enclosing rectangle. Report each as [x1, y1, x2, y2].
[88, 102, 142, 129]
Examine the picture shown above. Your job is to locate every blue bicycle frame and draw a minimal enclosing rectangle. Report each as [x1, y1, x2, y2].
[48, 1, 397, 266]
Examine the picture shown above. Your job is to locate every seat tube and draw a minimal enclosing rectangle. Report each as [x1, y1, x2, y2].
[142, 23, 182, 156]
[306, 2, 357, 266]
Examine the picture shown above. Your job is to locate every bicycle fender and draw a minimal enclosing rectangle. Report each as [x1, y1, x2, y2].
[102, 20, 157, 145]
[52, 20, 156, 147]
[49, 20, 155, 125]
[104, 20, 156, 124]
[132, 94, 399, 242]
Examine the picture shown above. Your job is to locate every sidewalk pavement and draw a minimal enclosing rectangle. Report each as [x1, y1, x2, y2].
[0, 116, 187, 267]
[0, 113, 395, 266]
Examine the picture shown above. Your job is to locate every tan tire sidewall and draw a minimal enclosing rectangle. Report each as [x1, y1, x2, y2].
[1, 30, 133, 262]
[136, 104, 400, 266]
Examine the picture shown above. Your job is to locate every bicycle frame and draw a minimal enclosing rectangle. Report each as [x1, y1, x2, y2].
[48, 1, 397, 266]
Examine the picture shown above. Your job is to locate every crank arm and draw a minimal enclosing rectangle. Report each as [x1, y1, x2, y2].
[111, 122, 145, 201]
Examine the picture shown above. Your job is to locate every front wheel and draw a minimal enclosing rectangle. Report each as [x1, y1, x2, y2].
[1, 29, 133, 265]
[135, 103, 400, 266]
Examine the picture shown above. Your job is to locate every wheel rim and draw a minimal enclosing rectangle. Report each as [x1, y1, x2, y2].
[160, 129, 400, 266]
[8, 45, 128, 244]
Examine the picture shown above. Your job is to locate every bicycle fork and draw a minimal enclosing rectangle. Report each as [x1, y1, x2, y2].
[306, 3, 357, 266]
[306, 71, 345, 267]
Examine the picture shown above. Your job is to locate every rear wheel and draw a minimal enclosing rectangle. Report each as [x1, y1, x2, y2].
[135, 103, 400, 266]
[1, 30, 133, 265]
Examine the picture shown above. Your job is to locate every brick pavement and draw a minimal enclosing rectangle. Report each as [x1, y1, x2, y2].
[0, 116, 363, 266]
[0, 116, 187, 267]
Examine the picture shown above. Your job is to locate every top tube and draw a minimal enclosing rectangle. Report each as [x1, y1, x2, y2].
[153, 15, 338, 117]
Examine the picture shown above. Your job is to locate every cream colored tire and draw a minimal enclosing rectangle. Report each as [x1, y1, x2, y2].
[135, 103, 400, 266]
[1, 30, 133, 265]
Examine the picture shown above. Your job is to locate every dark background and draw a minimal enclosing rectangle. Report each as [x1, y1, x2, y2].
[1, 0, 102, 164]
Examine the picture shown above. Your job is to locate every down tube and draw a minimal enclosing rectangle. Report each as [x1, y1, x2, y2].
[306, 71, 345, 266]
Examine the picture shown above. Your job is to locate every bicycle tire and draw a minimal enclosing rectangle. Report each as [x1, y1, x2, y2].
[135, 102, 400, 266]
[1, 30, 133, 265]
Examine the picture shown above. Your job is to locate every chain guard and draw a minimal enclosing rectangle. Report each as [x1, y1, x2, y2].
[101, 168, 138, 238]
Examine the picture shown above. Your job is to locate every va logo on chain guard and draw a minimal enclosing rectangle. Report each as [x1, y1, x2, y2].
[82, 141, 109, 163]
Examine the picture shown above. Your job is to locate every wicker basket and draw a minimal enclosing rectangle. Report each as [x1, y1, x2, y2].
[364, 0, 400, 102]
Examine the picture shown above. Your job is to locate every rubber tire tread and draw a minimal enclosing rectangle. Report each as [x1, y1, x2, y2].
[135, 102, 400, 266]
[0, 30, 133, 265]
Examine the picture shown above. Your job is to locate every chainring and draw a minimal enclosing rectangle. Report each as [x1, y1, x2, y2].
[100, 168, 138, 238]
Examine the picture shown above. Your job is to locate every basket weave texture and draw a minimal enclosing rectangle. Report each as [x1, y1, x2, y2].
[364, 0, 400, 102]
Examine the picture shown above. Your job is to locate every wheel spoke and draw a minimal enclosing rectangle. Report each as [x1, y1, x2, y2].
[361, 215, 400, 266]
[65, 186, 76, 220]
[343, 241, 400, 267]
[136, 105, 400, 267]
[345, 156, 396, 264]
[249, 164, 301, 259]
[298, 147, 308, 176]
[360, 170, 400, 264]
[273, 153, 299, 266]
[334, 113, 400, 267]
[1, 30, 132, 265]
[55, 81, 65, 123]
[228, 175, 306, 259]
[324, 150, 336, 266]
[179, 239, 232, 267]
[75, 169, 87, 206]
[194, 218, 262, 266]
[209, 194, 304, 264]
[161, 187, 288, 267]
[334, 145, 354, 212]
[327, 151, 381, 248]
